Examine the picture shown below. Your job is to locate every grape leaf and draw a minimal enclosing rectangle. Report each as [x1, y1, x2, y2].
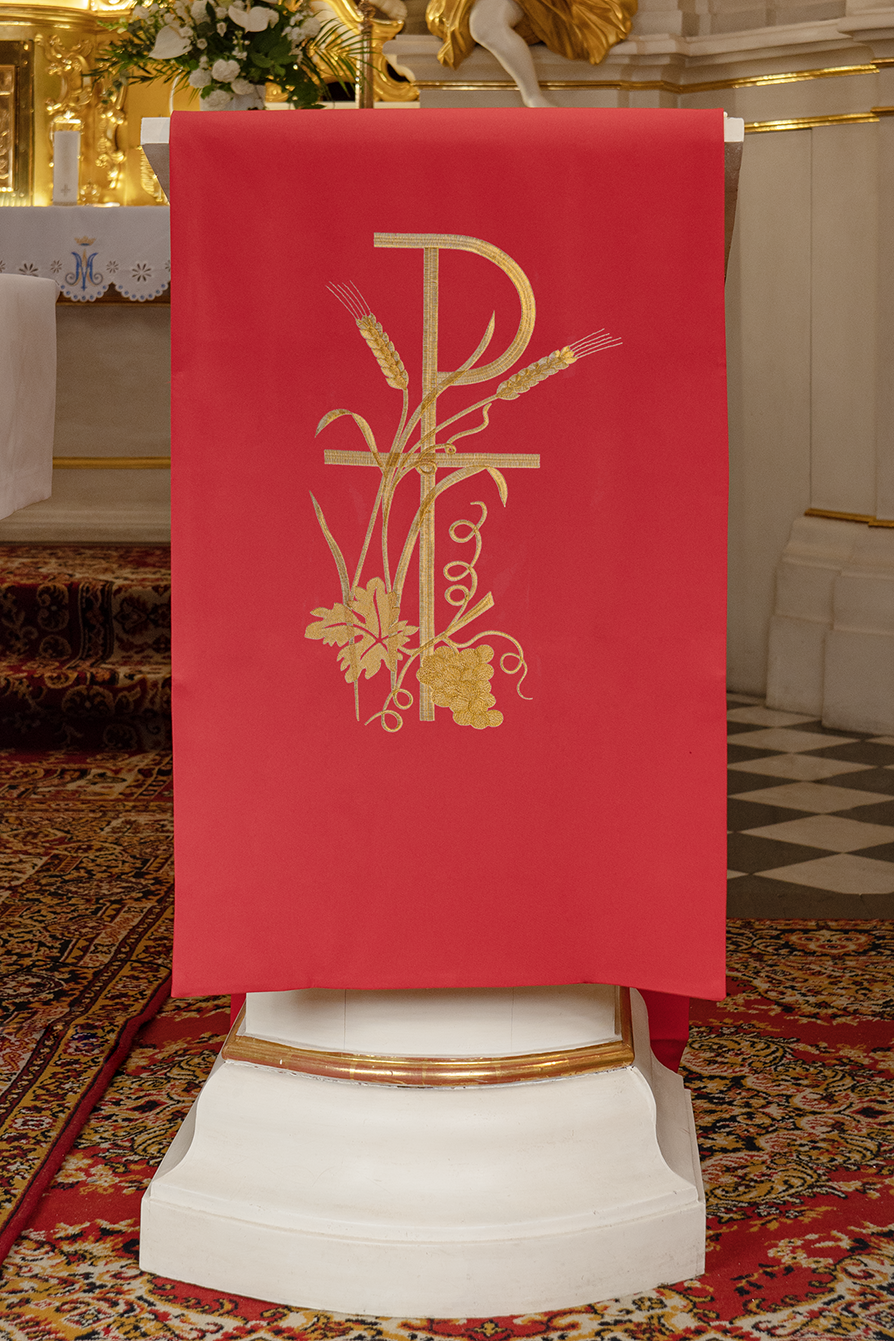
[305, 578, 418, 683]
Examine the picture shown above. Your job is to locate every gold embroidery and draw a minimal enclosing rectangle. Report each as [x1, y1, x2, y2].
[306, 233, 620, 731]
[356, 312, 409, 391]
[418, 644, 503, 730]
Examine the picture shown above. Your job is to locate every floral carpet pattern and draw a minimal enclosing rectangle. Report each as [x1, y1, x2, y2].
[0, 748, 174, 1261]
[0, 545, 171, 749]
[1, 921, 892, 1338]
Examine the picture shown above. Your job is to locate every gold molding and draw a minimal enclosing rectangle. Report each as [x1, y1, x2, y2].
[53, 455, 171, 468]
[806, 507, 894, 527]
[413, 60, 882, 97]
[745, 110, 879, 132]
[222, 987, 635, 1087]
[413, 78, 670, 89]
[691, 62, 877, 92]
[0, 5, 99, 25]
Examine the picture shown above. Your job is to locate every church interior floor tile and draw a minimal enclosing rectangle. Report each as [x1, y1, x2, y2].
[743, 814, 894, 851]
[759, 853, 894, 894]
[807, 767, 894, 795]
[843, 798, 894, 825]
[723, 777, 809, 804]
[728, 753, 872, 781]
[727, 743, 785, 767]
[726, 726, 857, 753]
[727, 796, 814, 828]
[732, 780, 893, 812]
[727, 700, 894, 917]
[808, 740, 894, 766]
[726, 832, 829, 873]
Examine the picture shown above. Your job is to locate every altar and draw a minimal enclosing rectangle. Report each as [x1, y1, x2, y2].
[0, 205, 171, 543]
[0, 206, 170, 303]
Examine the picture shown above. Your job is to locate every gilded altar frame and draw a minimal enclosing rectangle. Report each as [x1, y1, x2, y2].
[0, 0, 417, 208]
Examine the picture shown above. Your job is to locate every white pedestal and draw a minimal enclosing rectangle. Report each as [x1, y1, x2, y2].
[767, 514, 894, 733]
[140, 986, 705, 1316]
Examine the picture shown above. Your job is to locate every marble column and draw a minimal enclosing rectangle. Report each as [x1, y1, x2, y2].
[767, 12, 894, 732]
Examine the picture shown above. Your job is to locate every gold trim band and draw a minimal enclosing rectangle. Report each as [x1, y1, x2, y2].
[694, 63, 877, 92]
[746, 111, 879, 132]
[53, 456, 171, 469]
[222, 987, 635, 1087]
[414, 61, 880, 97]
[806, 507, 894, 527]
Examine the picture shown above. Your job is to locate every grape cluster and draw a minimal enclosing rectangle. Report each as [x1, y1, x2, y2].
[417, 645, 504, 730]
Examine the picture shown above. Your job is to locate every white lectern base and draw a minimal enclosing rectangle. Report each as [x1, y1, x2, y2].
[140, 987, 704, 1316]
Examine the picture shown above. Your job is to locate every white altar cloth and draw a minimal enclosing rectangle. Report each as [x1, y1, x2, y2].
[0, 207, 170, 302]
[0, 275, 56, 520]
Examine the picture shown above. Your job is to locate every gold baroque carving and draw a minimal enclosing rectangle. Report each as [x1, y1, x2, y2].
[0, 65, 13, 192]
[95, 76, 126, 198]
[0, 40, 32, 201]
[43, 31, 94, 132]
[322, 0, 418, 101]
[36, 29, 127, 203]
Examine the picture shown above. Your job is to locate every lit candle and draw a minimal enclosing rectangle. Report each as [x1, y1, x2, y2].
[52, 130, 80, 205]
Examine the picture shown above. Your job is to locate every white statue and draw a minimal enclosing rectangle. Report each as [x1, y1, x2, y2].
[425, 0, 637, 108]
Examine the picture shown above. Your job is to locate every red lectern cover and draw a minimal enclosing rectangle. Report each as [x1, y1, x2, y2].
[170, 108, 728, 998]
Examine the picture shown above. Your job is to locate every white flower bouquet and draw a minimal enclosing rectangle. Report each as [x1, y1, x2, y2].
[95, 0, 353, 109]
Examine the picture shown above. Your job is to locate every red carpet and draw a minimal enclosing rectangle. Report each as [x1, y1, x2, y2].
[2, 920, 892, 1337]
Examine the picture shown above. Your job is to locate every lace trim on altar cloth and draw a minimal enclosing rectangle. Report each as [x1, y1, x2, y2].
[0, 206, 171, 302]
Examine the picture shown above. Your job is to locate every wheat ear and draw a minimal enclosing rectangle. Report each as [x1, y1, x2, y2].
[357, 315, 409, 391]
[495, 330, 621, 401]
[328, 281, 408, 392]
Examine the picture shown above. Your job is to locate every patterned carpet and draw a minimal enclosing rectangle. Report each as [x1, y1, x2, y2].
[1, 696, 892, 1334]
[0, 748, 173, 1261]
[1, 920, 892, 1338]
[0, 545, 171, 750]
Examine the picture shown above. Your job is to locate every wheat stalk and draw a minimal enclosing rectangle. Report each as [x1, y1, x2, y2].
[495, 348, 575, 400]
[357, 314, 409, 391]
[495, 330, 621, 400]
[328, 281, 408, 392]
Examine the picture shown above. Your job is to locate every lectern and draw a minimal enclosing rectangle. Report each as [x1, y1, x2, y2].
[140, 108, 737, 1314]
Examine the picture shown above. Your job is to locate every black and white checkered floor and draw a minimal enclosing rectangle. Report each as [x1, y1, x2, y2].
[728, 695, 894, 918]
